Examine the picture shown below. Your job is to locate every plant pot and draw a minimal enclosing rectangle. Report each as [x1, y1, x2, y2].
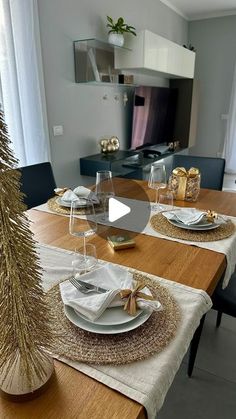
[108, 33, 124, 47]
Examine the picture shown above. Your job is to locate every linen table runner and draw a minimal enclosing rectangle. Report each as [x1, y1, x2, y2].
[38, 243, 211, 419]
[35, 197, 236, 288]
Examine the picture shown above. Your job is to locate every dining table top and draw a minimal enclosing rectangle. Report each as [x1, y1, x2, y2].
[1, 178, 236, 419]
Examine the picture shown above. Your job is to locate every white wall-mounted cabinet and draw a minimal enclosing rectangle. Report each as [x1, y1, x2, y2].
[115, 30, 195, 79]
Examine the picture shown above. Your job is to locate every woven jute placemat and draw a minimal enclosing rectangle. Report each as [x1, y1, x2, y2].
[47, 196, 102, 216]
[47, 273, 181, 365]
[150, 213, 235, 242]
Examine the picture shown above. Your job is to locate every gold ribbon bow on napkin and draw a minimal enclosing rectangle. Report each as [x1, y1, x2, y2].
[54, 187, 69, 196]
[172, 167, 200, 200]
[119, 282, 154, 316]
[206, 209, 218, 222]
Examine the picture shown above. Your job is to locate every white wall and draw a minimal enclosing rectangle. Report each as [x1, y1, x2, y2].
[189, 15, 236, 157]
[37, 0, 188, 187]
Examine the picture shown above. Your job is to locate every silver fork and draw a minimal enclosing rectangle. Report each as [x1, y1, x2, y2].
[69, 276, 95, 294]
[69, 276, 106, 294]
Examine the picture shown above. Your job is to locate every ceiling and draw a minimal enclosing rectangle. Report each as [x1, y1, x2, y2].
[160, 0, 236, 20]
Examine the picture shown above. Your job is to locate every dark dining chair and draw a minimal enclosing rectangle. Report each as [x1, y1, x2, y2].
[18, 162, 56, 209]
[188, 272, 236, 377]
[212, 272, 236, 327]
[172, 155, 232, 376]
[172, 154, 225, 191]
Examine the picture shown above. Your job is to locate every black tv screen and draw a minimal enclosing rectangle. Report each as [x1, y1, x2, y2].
[130, 86, 178, 150]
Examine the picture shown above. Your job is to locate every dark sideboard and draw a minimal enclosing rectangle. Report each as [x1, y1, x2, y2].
[80, 149, 185, 180]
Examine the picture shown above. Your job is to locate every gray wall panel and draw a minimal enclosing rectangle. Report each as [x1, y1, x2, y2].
[37, 0, 188, 187]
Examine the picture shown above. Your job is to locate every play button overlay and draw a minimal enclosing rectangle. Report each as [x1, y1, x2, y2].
[108, 197, 131, 222]
[91, 178, 152, 240]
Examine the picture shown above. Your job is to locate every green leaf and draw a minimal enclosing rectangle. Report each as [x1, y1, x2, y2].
[106, 15, 136, 36]
[107, 16, 113, 24]
[117, 17, 124, 25]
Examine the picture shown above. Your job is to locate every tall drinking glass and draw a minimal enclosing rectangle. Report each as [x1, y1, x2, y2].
[72, 243, 97, 276]
[95, 170, 115, 221]
[148, 163, 167, 211]
[69, 198, 97, 270]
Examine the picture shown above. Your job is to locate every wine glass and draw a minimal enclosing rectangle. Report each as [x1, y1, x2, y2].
[148, 163, 167, 211]
[158, 190, 174, 211]
[72, 243, 97, 277]
[69, 198, 97, 271]
[95, 170, 115, 221]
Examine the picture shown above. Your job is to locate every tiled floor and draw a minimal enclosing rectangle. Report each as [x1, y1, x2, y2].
[157, 172, 236, 418]
[157, 173, 236, 418]
[158, 310, 236, 419]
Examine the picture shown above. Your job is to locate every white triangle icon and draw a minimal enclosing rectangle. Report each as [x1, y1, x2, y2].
[108, 198, 131, 222]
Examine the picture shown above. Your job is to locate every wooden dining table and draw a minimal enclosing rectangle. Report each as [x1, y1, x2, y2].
[1, 178, 236, 419]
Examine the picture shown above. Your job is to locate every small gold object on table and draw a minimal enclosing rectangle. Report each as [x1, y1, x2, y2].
[99, 136, 120, 154]
[107, 234, 135, 250]
[168, 167, 200, 201]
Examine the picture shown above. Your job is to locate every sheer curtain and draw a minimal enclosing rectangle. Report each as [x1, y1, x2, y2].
[0, 0, 50, 167]
[223, 60, 236, 174]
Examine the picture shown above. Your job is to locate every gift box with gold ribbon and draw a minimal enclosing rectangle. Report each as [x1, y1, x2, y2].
[168, 167, 201, 201]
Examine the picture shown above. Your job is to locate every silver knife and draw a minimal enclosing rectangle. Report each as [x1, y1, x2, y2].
[75, 277, 109, 293]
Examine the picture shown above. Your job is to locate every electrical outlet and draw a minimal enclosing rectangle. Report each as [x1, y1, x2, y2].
[53, 125, 64, 136]
[221, 114, 228, 120]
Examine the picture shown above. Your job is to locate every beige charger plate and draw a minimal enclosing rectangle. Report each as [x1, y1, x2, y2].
[150, 213, 235, 242]
[47, 196, 102, 215]
[47, 273, 181, 365]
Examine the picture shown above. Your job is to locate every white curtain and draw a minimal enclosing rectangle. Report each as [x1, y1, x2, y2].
[0, 0, 50, 167]
[223, 59, 236, 174]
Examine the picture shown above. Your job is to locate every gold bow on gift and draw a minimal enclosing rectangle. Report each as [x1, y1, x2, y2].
[119, 282, 154, 316]
[172, 167, 200, 200]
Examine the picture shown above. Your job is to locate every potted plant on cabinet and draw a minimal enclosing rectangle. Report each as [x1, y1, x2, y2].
[106, 16, 136, 47]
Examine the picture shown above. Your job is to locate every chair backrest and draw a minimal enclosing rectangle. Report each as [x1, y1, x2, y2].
[18, 162, 56, 209]
[171, 155, 225, 190]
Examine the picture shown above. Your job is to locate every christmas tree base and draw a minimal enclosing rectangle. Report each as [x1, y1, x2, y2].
[0, 356, 54, 402]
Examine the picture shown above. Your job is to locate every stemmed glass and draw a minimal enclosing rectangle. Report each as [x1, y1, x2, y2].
[69, 198, 97, 271]
[158, 190, 174, 211]
[95, 170, 115, 221]
[148, 163, 167, 211]
[72, 244, 97, 276]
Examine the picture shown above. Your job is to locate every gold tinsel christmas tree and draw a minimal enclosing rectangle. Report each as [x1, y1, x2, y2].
[0, 111, 53, 397]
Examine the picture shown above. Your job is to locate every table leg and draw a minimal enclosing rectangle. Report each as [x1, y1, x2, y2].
[188, 314, 206, 377]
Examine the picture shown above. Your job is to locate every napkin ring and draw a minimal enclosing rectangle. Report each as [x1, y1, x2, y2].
[119, 282, 154, 316]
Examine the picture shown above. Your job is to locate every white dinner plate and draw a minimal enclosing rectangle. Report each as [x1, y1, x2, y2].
[168, 218, 220, 231]
[75, 305, 143, 326]
[64, 305, 151, 334]
[57, 197, 87, 208]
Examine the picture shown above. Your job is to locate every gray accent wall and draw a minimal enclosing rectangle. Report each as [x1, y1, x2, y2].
[189, 16, 236, 158]
[37, 0, 188, 187]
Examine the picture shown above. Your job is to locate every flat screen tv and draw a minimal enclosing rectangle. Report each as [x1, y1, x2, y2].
[130, 85, 178, 150]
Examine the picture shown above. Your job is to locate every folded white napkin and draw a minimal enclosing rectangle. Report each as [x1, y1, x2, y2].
[59, 264, 162, 321]
[61, 189, 79, 203]
[61, 186, 99, 204]
[163, 208, 207, 225]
